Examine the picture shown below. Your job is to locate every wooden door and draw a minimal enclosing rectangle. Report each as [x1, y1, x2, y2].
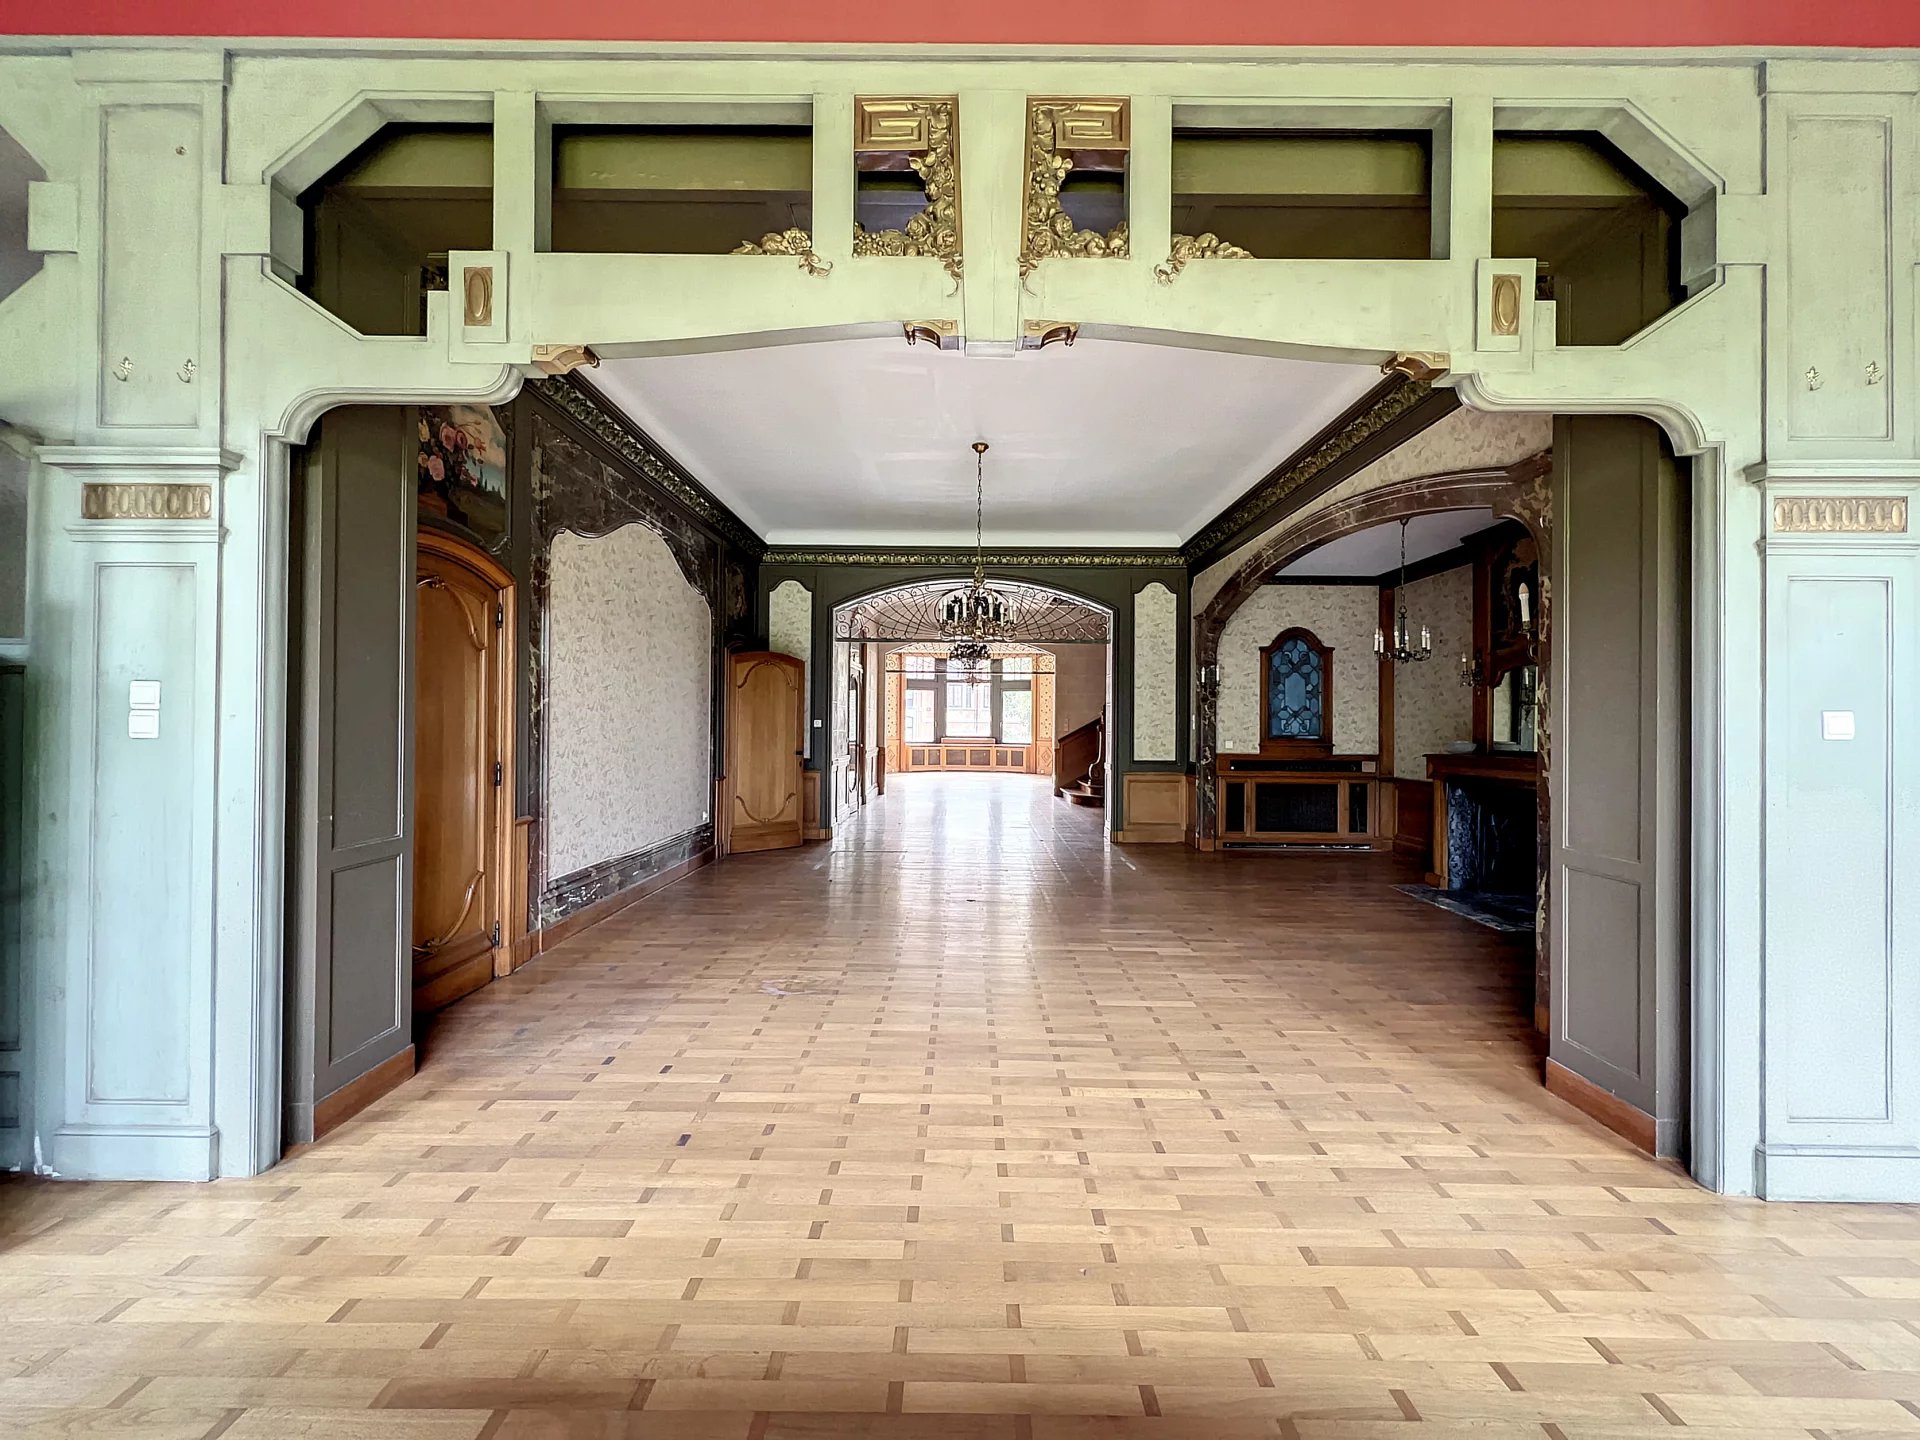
[412, 533, 513, 1016]
[1548, 415, 1688, 1156]
[728, 652, 805, 853]
[286, 406, 418, 1146]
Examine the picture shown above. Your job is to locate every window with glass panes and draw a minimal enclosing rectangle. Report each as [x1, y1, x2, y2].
[894, 653, 1040, 742]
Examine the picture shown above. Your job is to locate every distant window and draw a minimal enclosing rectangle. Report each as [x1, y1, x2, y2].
[1260, 628, 1333, 752]
[903, 653, 935, 674]
[946, 672, 992, 737]
[1002, 690, 1033, 744]
[904, 688, 935, 743]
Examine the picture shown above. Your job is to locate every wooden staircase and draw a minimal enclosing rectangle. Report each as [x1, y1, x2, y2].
[1053, 713, 1106, 808]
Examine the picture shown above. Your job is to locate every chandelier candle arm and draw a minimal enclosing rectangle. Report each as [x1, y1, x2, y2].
[1376, 517, 1434, 665]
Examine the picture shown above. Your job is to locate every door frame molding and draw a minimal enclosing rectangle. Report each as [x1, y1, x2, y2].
[415, 528, 519, 982]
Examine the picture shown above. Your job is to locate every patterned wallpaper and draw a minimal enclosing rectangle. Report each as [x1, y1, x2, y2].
[1219, 586, 1380, 755]
[1132, 582, 1179, 761]
[768, 580, 812, 760]
[1194, 408, 1554, 612]
[1391, 566, 1474, 775]
[544, 525, 714, 879]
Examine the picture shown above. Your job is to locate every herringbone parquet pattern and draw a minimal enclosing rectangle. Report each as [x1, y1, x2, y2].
[4, 774, 1919, 1439]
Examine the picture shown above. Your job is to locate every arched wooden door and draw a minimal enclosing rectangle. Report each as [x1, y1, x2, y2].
[727, 651, 805, 853]
[413, 532, 514, 1015]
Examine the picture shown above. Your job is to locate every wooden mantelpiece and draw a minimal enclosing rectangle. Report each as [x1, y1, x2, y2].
[1425, 750, 1540, 887]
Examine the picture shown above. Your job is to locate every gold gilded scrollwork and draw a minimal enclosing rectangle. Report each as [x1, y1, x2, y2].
[1153, 232, 1252, 285]
[1020, 98, 1131, 278]
[733, 228, 833, 276]
[852, 97, 962, 285]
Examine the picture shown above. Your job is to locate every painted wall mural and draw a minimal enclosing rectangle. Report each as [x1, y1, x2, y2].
[1132, 582, 1178, 761]
[417, 403, 510, 550]
[544, 525, 713, 880]
[1219, 586, 1379, 754]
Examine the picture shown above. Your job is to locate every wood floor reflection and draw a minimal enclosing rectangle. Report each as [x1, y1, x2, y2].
[6, 772, 1920, 1438]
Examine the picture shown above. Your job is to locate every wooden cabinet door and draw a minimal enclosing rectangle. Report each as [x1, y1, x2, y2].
[727, 652, 805, 853]
[412, 536, 511, 1014]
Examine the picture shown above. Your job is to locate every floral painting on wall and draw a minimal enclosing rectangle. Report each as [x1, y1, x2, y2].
[417, 403, 510, 550]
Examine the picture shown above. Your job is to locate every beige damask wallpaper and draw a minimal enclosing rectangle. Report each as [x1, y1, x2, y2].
[767, 580, 812, 760]
[1391, 566, 1474, 775]
[1219, 586, 1380, 755]
[545, 525, 713, 880]
[1132, 582, 1179, 761]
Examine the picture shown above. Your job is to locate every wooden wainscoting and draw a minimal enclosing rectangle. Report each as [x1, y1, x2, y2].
[901, 742, 1036, 773]
[1116, 771, 1191, 844]
[505, 816, 535, 973]
[1391, 777, 1433, 865]
[802, 769, 829, 841]
[1214, 754, 1385, 849]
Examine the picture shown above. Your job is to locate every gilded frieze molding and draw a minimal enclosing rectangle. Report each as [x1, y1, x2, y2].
[1154, 232, 1252, 285]
[1180, 376, 1438, 565]
[1020, 98, 1131, 278]
[531, 378, 764, 557]
[1772, 495, 1910, 534]
[733, 227, 832, 276]
[852, 97, 962, 284]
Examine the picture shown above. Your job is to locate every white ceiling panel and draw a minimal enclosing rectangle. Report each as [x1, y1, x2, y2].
[1276, 508, 1498, 579]
[590, 337, 1382, 547]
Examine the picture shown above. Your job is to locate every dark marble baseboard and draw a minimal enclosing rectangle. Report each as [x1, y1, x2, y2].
[540, 823, 714, 930]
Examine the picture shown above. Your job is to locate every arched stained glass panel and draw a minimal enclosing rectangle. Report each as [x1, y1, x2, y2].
[1266, 637, 1324, 740]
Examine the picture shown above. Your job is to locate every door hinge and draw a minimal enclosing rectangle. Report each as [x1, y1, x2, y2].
[490, 922, 501, 947]
[495, 604, 504, 629]
[493, 760, 503, 786]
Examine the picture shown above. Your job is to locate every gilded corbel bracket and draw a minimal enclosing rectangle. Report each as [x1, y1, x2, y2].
[1021, 319, 1079, 351]
[1020, 98, 1131, 279]
[1153, 232, 1252, 285]
[853, 97, 963, 286]
[1383, 351, 1451, 383]
[903, 319, 960, 349]
[733, 228, 833, 276]
[531, 344, 600, 376]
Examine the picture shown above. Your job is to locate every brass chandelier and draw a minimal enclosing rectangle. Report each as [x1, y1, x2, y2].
[1374, 517, 1433, 665]
[939, 441, 1014, 666]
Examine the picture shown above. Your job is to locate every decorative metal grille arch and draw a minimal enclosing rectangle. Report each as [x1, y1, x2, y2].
[833, 577, 1111, 644]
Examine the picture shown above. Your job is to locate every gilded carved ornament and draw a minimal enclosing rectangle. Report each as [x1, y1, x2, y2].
[733, 228, 833, 276]
[1153, 232, 1252, 285]
[1020, 98, 1131, 278]
[852, 97, 963, 285]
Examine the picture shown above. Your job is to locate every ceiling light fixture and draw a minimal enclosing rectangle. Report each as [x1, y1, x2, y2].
[1374, 518, 1433, 665]
[940, 441, 1014, 666]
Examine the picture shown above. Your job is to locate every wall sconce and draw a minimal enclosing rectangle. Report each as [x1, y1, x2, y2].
[1459, 651, 1484, 690]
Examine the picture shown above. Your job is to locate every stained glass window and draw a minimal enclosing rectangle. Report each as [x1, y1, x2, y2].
[1266, 636, 1325, 741]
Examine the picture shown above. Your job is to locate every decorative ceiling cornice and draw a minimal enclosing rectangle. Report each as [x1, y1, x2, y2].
[530, 375, 765, 558]
[761, 545, 1183, 569]
[1179, 375, 1457, 570]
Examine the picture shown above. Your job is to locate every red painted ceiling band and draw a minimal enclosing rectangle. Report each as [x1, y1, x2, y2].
[4, 0, 1919, 46]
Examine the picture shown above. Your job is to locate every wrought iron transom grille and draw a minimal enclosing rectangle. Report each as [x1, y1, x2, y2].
[835, 580, 1110, 644]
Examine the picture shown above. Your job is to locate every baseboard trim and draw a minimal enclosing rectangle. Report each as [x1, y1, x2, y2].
[536, 846, 713, 955]
[1114, 827, 1182, 844]
[313, 1045, 416, 1141]
[1545, 1057, 1657, 1155]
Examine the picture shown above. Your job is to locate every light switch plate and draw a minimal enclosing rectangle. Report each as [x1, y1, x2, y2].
[129, 679, 161, 710]
[1821, 710, 1856, 741]
[128, 711, 160, 740]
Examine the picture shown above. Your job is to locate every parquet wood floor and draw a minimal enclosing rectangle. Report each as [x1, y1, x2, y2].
[6, 773, 1920, 1439]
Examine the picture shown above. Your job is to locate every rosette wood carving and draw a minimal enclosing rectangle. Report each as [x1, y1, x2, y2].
[852, 97, 962, 284]
[1154, 231, 1252, 284]
[1020, 98, 1131, 278]
[733, 227, 832, 276]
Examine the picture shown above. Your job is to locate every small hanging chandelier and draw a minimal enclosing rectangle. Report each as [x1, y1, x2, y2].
[940, 441, 1014, 666]
[1374, 517, 1433, 665]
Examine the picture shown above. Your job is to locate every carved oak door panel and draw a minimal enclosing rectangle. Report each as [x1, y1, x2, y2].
[413, 535, 512, 1015]
[728, 652, 805, 853]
